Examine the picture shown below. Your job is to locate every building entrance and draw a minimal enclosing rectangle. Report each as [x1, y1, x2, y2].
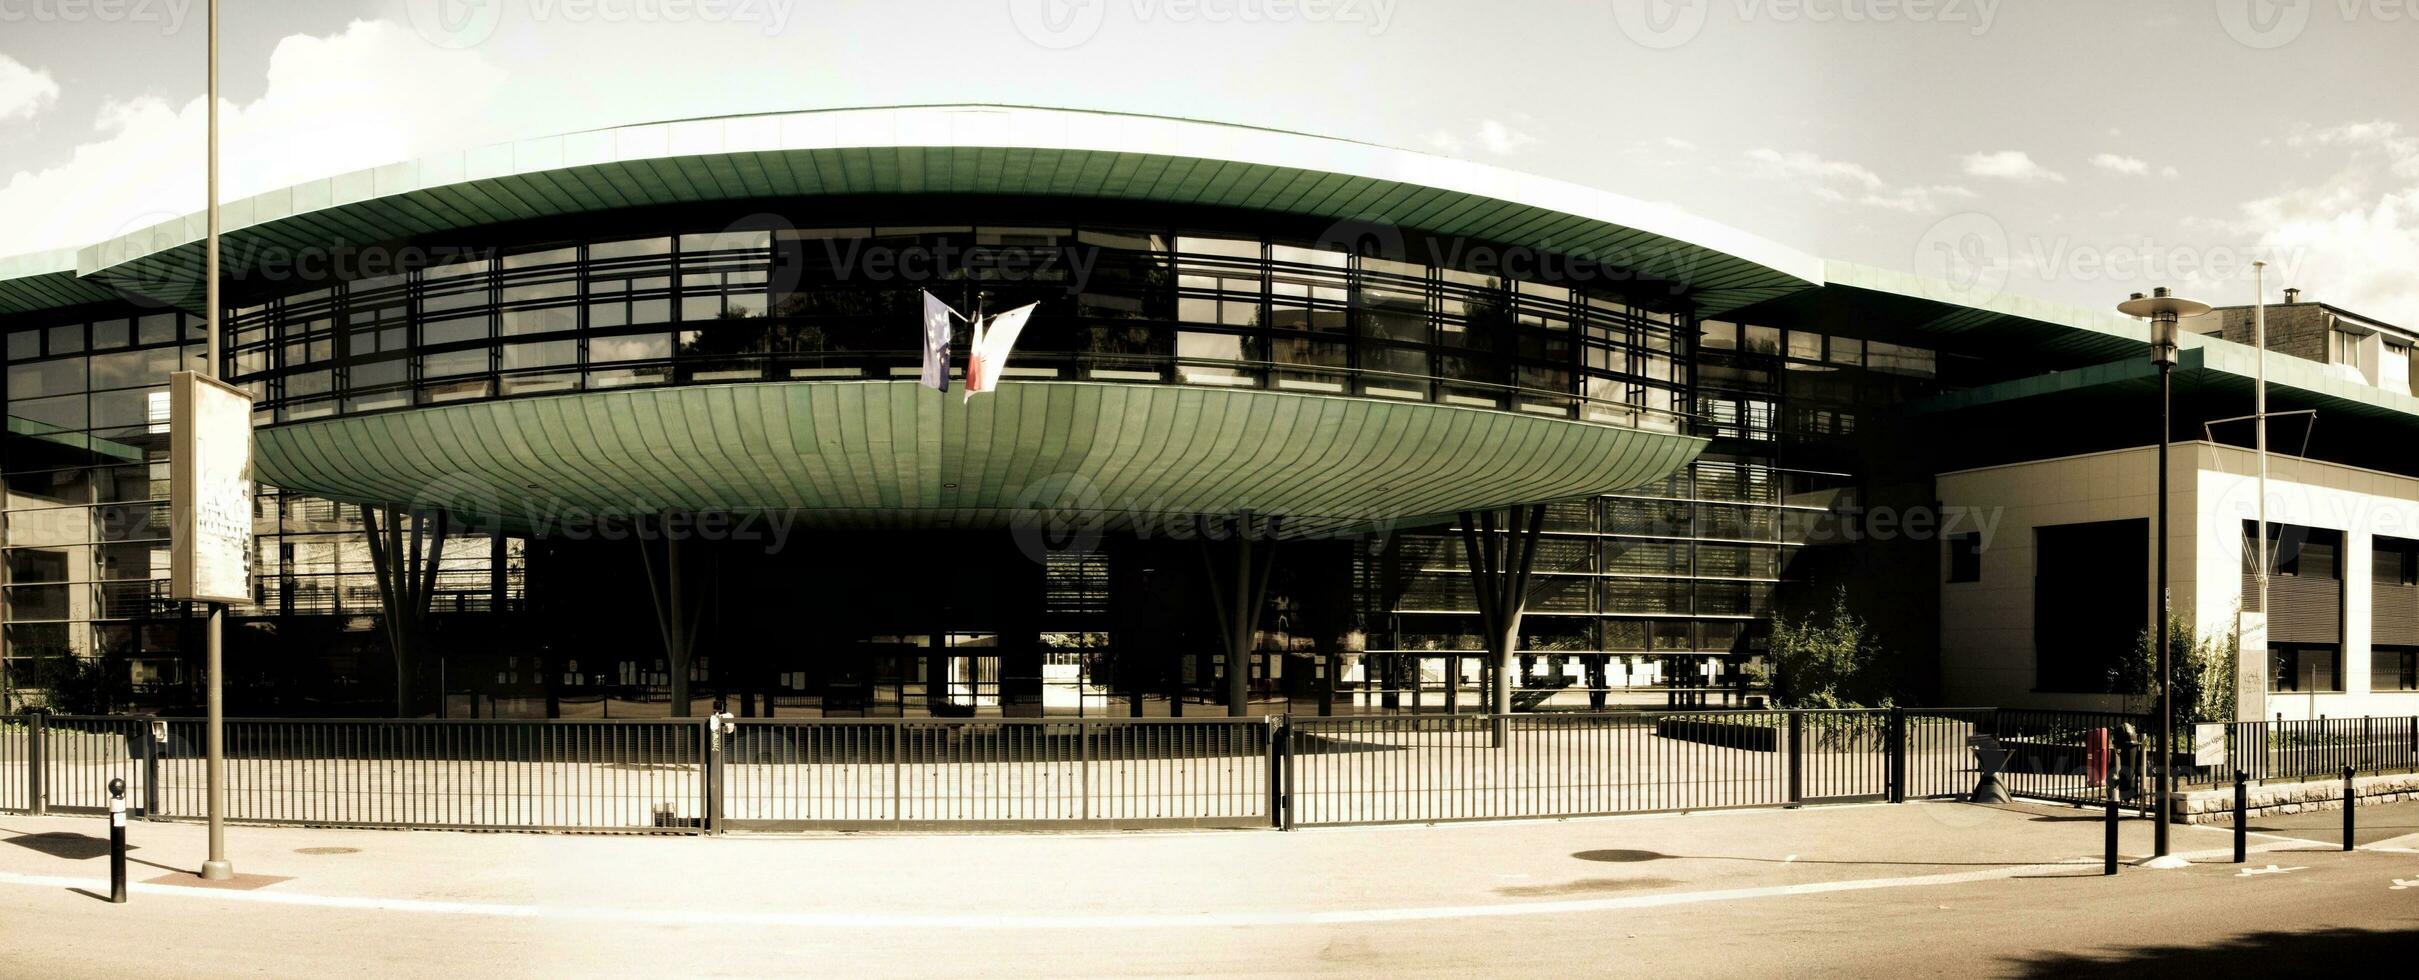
[817, 633, 1002, 718]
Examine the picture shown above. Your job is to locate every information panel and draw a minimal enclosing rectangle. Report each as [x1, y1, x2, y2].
[169, 371, 255, 604]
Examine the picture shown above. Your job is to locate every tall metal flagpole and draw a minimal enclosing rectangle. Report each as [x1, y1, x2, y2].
[199, 0, 233, 882]
[2252, 262, 2270, 725]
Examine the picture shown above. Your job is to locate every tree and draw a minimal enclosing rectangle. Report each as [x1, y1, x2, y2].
[1765, 587, 1895, 709]
[33, 652, 129, 715]
[2109, 612, 2239, 732]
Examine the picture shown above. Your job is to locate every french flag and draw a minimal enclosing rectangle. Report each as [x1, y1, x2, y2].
[963, 302, 1038, 402]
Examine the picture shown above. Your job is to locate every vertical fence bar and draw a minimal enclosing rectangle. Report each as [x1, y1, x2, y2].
[142, 717, 160, 817]
[25, 711, 44, 817]
[1786, 711, 1804, 807]
[1887, 706, 1907, 804]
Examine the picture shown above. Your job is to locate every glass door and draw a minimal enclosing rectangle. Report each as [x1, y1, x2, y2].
[844, 635, 929, 717]
[930, 632, 1000, 716]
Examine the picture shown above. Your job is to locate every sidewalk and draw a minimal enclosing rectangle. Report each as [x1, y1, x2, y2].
[0, 801, 2283, 923]
[5, 802, 2411, 980]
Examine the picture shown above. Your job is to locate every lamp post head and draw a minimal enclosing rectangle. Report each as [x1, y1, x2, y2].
[2118, 288, 2210, 367]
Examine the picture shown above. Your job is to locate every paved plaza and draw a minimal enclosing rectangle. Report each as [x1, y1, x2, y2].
[2, 800, 2413, 978]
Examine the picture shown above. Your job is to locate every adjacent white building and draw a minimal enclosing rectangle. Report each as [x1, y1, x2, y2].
[1941, 441, 2419, 720]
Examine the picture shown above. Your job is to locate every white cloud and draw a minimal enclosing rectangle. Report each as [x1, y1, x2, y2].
[2090, 153, 2150, 176]
[1423, 119, 1540, 158]
[1742, 147, 1970, 214]
[1962, 150, 2065, 183]
[1474, 119, 1538, 155]
[2285, 120, 2419, 178]
[0, 20, 510, 258]
[2234, 120, 2419, 326]
[0, 55, 61, 122]
[1744, 148, 1884, 190]
[1660, 136, 1697, 152]
[1856, 184, 1977, 214]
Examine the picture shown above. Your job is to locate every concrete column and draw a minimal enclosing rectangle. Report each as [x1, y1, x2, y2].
[1228, 532, 1252, 717]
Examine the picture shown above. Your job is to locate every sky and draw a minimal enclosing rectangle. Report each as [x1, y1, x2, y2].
[2, 0, 2415, 325]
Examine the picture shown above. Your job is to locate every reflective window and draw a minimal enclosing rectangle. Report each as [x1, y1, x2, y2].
[209, 220, 1691, 434]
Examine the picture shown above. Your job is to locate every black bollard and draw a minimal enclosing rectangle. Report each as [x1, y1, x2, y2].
[2232, 770, 2248, 864]
[2104, 777, 2120, 876]
[2343, 765, 2355, 852]
[106, 777, 127, 904]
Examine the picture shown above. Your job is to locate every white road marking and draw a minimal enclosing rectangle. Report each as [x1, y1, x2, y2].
[2236, 864, 2305, 877]
[2390, 878, 2417, 890]
[2368, 833, 2419, 852]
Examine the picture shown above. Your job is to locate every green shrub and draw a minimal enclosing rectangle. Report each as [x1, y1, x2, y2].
[1767, 587, 1895, 710]
[2108, 612, 2237, 731]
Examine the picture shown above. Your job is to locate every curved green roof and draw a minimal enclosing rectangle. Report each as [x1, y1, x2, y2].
[6, 104, 1821, 316]
[255, 380, 1707, 537]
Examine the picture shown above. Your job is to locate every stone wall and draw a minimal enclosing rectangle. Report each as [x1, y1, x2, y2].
[2169, 770, 2419, 824]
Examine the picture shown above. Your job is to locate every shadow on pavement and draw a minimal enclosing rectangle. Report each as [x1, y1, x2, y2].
[2001, 926, 2419, 976]
[2, 831, 127, 862]
[1569, 848, 2073, 869]
[1, 827, 187, 874]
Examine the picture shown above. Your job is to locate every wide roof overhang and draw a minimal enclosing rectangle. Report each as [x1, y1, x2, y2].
[43, 105, 1823, 317]
[254, 381, 1708, 538]
[1710, 261, 2162, 364]
[1915, 332, 2419, 423]
[0, 250, 120, 314]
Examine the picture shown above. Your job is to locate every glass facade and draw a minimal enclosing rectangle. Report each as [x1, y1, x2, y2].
[1343, 315, 1941, 710]
[224, 222, 1687, 433]
[2, 202, 1961, 718]
[2, 307, 522, 709]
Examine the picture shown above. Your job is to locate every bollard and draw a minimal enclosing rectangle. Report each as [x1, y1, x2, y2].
[2104, 777, 2120, 876]
[2342, 765, 2355, 852]
[106, 777, 128, 904]
[2232, 770, 2248, 864]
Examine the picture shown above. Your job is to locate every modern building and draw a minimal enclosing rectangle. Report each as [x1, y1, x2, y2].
[4, 105, 2416, 721]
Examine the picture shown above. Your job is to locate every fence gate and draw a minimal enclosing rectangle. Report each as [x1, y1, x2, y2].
[1789, 711, 1893, 805]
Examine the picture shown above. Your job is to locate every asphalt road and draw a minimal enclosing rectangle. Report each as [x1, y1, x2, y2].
[1, 802, 2411, 979]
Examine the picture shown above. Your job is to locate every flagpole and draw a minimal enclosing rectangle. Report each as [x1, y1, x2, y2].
[2252, 261, 2270, 724]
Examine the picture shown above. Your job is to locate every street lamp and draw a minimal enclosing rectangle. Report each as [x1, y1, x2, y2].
[2117, 286, 2209, 863]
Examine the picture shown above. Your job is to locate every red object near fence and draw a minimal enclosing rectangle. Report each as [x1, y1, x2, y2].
[2087, 727, 2110, 785]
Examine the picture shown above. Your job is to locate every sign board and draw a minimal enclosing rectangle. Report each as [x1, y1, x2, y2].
[1965, 734, 2007, 775]
[2193, 722, 2227, 767]
[169, 371, 255, 604]
[2236, 609, 2269, 722]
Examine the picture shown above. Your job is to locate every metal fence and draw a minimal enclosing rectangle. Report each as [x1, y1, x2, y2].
[9, 709, 2412, 834]
[1980, 709, 2149, 804]
[718, 718, 1272, 830]
[2222, 715, 2419, 786]
[1283, 708, 1987, 827]
[1928, 710, 2419, 805]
